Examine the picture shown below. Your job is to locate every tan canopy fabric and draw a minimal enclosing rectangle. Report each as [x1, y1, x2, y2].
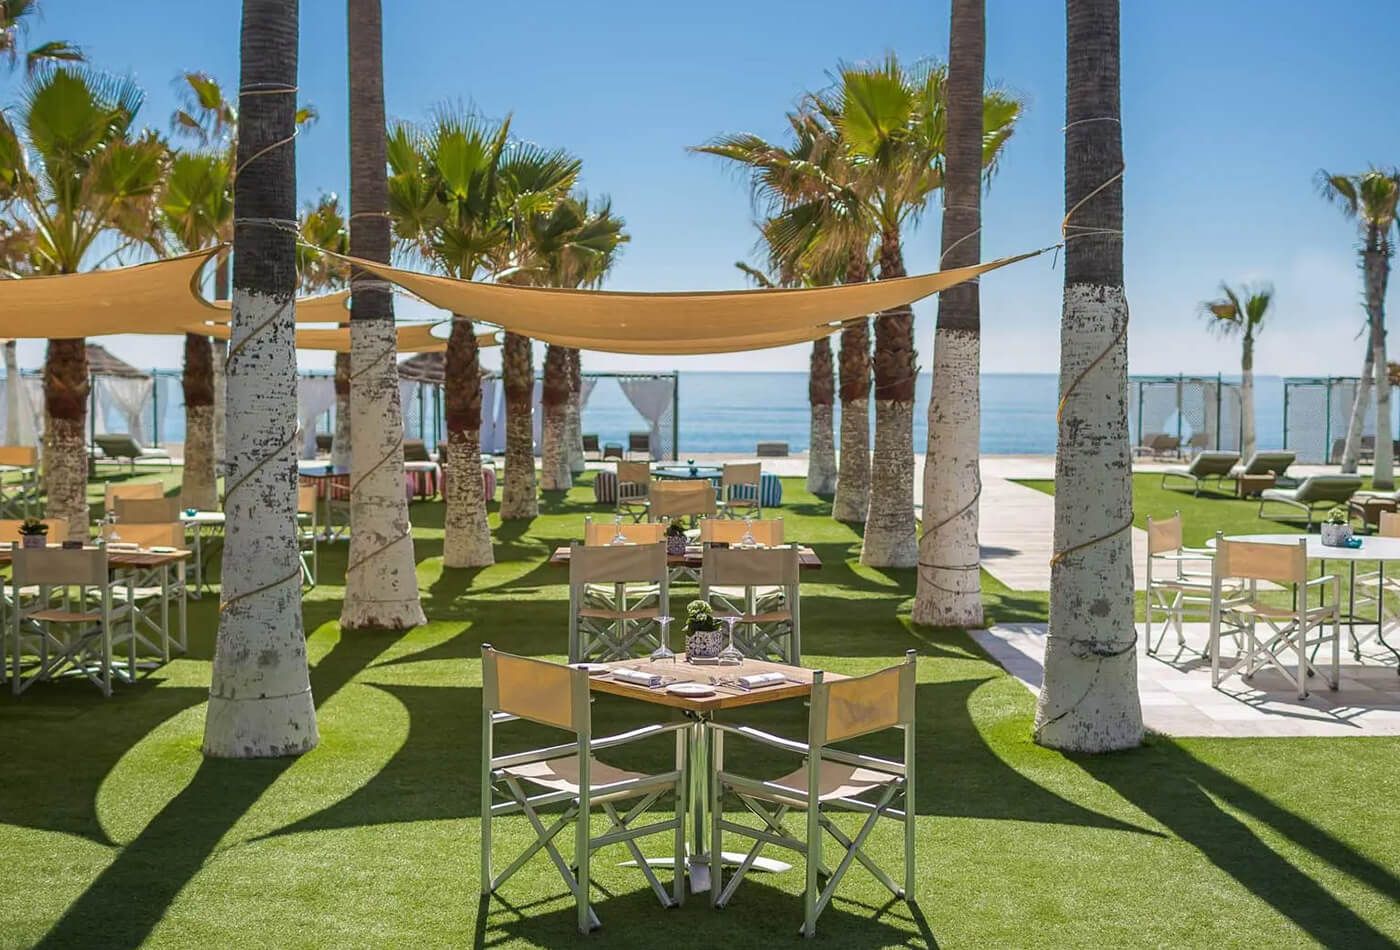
[333, 248, 1046, 355]
[0, 248, 221, 338]
[196, 321, 497, 354]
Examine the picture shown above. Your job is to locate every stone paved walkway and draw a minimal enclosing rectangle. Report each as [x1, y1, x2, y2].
[971, 621, 1400, 737]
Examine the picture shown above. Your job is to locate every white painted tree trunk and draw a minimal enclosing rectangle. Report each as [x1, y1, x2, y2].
[342, 318, 426, 630]
[4, 340, 20, 444]
[860, 400, 918, 567]
[443, 428, 494, 567]
[566, 396, 586, 475]
[43, 415, 87, 540]
[500, 402, 538, 519]
[540, 405, 571, 491]
[807, 403, 838, 495]
[182, 403, 219, 510]
[1034, 284, 1143, 753]
[1369, 251, 1393, 488]
[212, 341, 227, 465]
[204, 290, 318, 758]
[833, 399, 870, 522]
[912, 328, 982, 626]
[1239, 336, 1255, 461]
[331, 387, 351, 468]
[1341, 336, 1373, 472]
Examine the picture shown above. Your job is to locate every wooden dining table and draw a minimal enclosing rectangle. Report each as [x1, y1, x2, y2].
[548, 544, 822, 570]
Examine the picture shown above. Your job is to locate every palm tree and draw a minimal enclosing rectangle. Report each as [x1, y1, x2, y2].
[157, 150, 232, 509]
[488, 143, 582, 519]
[343, 0, 424, 631]
[1033, 0, 1142, 754]
[1201, 283, 1272, 460]
[203, 0, 318, 758]
[387, 111, 511, 567]
[0, 1, 83, 73]
[1319, 169, 1400, 488]
[295, 191, 351, 468]
[913, 0, 986, 626]
[0, 66, 166, 535]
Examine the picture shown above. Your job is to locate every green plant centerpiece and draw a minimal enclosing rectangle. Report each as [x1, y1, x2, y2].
[18, 517, 48, 548]
[1320, 506, 1353, 547]
[684, 599, 722, 658]
[665, 520, 688, 555]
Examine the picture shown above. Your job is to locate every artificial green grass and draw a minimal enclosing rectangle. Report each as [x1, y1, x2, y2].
[2, 473, 1398, 948]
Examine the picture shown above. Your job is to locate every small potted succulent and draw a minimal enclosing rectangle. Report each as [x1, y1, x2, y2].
[684, 599, 722, 659]
[18, 517, 48, 549]
[1320, 506, 1353, 547]
[665, 521, 689, 556]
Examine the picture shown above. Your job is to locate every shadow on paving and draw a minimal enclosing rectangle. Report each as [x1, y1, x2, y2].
[35, 623, 397, 950]
[1077, 740, 1400, 948]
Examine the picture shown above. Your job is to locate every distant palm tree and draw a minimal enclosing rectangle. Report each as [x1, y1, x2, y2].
[1318, 169, 1400, 488]
[204, 0, 318, 759]
[0, 66, 165, 534]
[1033, 0, 1143, 753]
[388, 110, 511, 567]
[0, 1, 83, 73]
[1201, 282, 1272, 460]
[914, 0, 988, 627]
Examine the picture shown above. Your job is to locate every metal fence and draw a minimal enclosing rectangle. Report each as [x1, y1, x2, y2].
[1280, 376, 1400, 463]
[1129, 375, 1243, 453]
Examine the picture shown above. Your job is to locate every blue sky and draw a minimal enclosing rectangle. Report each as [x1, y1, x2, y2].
[11, 0, 1400, 376]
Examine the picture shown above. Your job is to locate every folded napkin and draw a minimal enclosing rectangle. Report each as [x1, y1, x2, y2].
[106, 542, 141, 551]
[737, 671, 787, 690]
[611, 668, 664, 688]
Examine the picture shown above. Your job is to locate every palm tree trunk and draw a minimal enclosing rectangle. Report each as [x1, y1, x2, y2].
[342, 0, 425, 631]
[42, 337, 88, 539]
[1240, 332, 1256, 460]
[500, 331, 537, 519]
[443, 316, 493, 566]
[331, 350, 351, 466]
[540, 342, 571, 490]
[566, 347, 586, 475]
[181, 332, 218, 509]
[1341, 334, 1373, 471]
[913, 0, 984, 626]
[5, 339, 21, 444]
[860, 229, 918, 567]
[204, 0, 318, 759]
[1033, 0, 1142, 754]
[1367, 246, 1393, 488]
[806, 337, 837, 495]
[833, 256, 871, 522]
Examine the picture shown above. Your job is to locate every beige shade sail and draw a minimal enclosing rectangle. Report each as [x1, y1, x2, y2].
[195, 321, 497, 354]
[333, 248, 1046, 355]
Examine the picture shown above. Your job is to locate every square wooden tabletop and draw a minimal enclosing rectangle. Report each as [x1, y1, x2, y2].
[584, 657, 844, 713]
[549, 545, 822, 570]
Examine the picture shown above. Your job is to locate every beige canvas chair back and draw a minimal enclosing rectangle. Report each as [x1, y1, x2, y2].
[816, 652, 916, 744]
[111, 522, 184, 549]
[114, 496, 182, 522]
[699, 517, 784, 546]
[12, 546, 107, 587]
[616, 461, 651, 487]
[0, 445, 38, 467]
[1381, 511, 1400, 538]
[702, 544, 799, 587]
[297, 485, 318, 516]
[721, 462, 761, 489]
[0, 518, 67, 545]
[1216, 538, 1307, 584]
[482, 647, 580, 732]
[569, 541, 667, 585]
[1146, 513, 1183, 555]
[649, 480, 715, 520]
[105, 481, 164, 506]
[583, 517, 665, 546]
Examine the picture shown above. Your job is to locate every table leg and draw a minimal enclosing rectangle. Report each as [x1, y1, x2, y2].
[160, 563, 170, 664]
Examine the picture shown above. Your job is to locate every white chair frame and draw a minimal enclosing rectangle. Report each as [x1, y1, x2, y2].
[699, 544, 801, 664]
[567, 542, 669, 663]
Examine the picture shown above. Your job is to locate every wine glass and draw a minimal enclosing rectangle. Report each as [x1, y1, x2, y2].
[717, 614, 744, 666]
[740, 516, 757, 547]
[610, 514, 628, 545]
[649, 614, 675, 663]
[103, 510, 121, 543]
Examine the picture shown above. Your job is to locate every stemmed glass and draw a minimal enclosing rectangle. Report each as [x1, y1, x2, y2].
[740, 516, 757, 547]
[103, 510, 120, 544]
[610, 514, 628, 545]
[649, 614, 675, 663]
[717, 614, 744, 666]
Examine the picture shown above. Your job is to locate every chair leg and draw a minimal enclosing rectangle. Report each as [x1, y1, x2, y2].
[803, 803, 821, 938]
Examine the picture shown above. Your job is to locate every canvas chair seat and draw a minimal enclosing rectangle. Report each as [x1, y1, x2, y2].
[577, 606, 661, 621]
[501, 755, 663, 804]
[719, 608, 791, 625]
[28, 607, 102, 624]
[1229, 600, 1334, 622]
[750, 762, 904, 808]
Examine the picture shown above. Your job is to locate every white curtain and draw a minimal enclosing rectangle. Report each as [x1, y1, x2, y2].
[23, 376, 43, 440]
[488, 379, 542, 455]
[618, 376, 672, 459]
[3, 369, 40, 446]
[480, 377, 501, 453]
[398, 380, 418, 439]
[95, 376, 154, 444]
[578, 376, 599, 411]
[296, 376, 337, 459]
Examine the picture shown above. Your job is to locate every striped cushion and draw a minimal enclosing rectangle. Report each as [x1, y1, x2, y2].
[482, 465, 497, 501]
[728, 473, 782, 508]
[594, 470, 617, 504]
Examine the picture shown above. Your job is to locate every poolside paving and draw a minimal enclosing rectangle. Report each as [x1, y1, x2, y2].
[971, 621, 1400, 737]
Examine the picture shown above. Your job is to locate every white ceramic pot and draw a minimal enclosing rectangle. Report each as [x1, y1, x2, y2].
[1320, 522, 1353, 547]
[20, 533, 46, 549]
[686, 627, 722, 658]
[667, 535, 688, 556]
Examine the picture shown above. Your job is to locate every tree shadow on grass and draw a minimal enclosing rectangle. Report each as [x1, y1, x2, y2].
[1076, 740, 1400, 947]
[35, 625, 393, 950]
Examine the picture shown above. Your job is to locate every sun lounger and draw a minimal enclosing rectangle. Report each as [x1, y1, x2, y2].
[1134, 432, 1181, 459]
[1161, 451, 1240, 496]
[1258, 475, 1363, 527]
[93, 433, 173, 471]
